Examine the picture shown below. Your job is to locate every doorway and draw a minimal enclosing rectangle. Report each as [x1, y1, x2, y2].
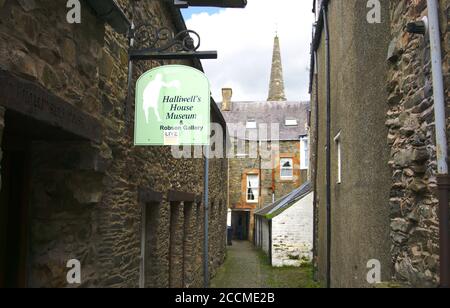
[0, 113, 31, 288]
[0, 109, 88, 288]
[231, 211, 250, 241]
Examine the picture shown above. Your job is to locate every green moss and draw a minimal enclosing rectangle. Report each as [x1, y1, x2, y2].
[257, 250, 321, 288]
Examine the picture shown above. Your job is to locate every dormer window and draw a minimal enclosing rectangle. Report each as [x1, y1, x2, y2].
[246, 119, 257, 129]
[285, 119, 298, 127]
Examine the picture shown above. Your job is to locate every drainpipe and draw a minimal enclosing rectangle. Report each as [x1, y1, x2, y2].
[86, 0, 131, 34]
[323, 5, 332, 289]
[427, 0, 450, 288]
[312, 49, 319, 281]
[204, 146, 210, 288]
[126, 21, 135, 133]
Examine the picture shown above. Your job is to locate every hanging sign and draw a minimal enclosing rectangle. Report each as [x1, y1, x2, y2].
[134, 65, 210, 146]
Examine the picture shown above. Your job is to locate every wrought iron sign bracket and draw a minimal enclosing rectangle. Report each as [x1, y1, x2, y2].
[124, 23, 217, 133]
[127, 24, 218, 61]
[129, 50, 217, 61]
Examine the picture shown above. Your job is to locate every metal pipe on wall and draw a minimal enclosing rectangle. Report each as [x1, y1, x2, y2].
[322, 4, 332, 289]
[126, 21, 135, 134]
[426, 0, 450, 288]
[203, 146, 210, 288]
[86, 0, 131, 34]
[312, 49, 319, 282]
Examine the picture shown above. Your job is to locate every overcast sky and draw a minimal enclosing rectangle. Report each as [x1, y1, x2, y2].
[182, 1, 314, 103]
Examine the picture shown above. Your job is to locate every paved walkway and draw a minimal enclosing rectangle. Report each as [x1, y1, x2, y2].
[211, 241, 319, 288]
[211, 241, 265, 288]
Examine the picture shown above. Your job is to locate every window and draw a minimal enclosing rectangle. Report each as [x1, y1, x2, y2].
[246, 119, 257, 129]
[334, 132, 342, 184]
[246, 174, 259, 203]
[300, 137, 309, 170]
[280, 158, 294, 179]
[285, 119, 298, 127]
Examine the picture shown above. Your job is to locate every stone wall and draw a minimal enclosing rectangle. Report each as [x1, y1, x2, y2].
[0, 0, 227, 288]
[386, 0, 449, 287]
[274, 141, 305, 199]
[228, 140, 303, 210]
[272, 192, 314, 267]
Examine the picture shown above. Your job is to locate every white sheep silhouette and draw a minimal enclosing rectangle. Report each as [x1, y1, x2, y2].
[143, 73, 181, 123]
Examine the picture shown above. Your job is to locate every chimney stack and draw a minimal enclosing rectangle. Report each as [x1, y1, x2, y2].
[221, 88, 233, 111]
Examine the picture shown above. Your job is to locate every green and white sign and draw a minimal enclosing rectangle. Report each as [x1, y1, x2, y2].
[134, 65, 211, 146]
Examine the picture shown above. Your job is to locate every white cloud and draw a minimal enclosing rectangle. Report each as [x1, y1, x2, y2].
[185, 0, 314, 102]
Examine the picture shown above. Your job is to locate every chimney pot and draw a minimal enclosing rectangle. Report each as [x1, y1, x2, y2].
[222, 88, 233, 111]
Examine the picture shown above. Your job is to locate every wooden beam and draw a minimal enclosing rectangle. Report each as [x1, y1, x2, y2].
[129, 50, 218, 61]
[138, 188, 164, 203]
[0, 70, 102, 143]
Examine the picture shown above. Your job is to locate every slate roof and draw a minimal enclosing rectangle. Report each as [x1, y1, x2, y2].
[255, 181, 312, 220]
[217, 101, 310, 141]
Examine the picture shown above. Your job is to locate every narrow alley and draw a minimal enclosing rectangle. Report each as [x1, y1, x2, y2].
[0, 0, 449, 292]
[211, 241, 318, 289]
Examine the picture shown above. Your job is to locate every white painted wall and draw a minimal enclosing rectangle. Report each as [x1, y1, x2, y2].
[271, 192, 314, 267]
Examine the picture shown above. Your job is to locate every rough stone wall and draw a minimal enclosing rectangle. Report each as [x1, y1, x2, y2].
[228, 140, 303, 211]
[143, 202, 163, 288]
[272, 192, 314, 267]
[169, 202, 183, 288]
[0, 0, 227, 288]
[27, 141, 105, 288]
[386, 0, 449, 287]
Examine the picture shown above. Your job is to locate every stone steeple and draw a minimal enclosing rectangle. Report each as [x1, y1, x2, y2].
[267, 35, 287, 101]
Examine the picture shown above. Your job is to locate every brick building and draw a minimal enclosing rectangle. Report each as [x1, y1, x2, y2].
[0, 0, 227, 288]
[219, 35, 310, 242]
[310, 0, 449, 288]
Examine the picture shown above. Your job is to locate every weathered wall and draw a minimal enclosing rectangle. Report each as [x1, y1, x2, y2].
[274, 141, 305, 199]
[0, 0, 227, 288]
[228, 140, 304, 211]
[261, 218, 270, 255]
[272, 192, 314, 267]
[386, 0, 449, 287]
[313, 0, 392, 287]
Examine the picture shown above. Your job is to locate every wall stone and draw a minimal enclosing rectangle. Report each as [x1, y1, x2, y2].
[272, 192, 314, 267]
[228, 140, 303, 211]
[386, 0, 449, 287]
[0, 0, 227, 288]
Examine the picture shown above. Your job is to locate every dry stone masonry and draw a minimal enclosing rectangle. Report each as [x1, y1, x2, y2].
[386, 0, 449, 287]
[0, 0, 227, 288]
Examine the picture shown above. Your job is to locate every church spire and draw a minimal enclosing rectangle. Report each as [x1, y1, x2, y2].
[267, 34, 287, 101]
